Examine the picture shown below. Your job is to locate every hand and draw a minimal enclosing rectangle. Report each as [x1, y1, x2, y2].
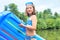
[19, 23, 27, 28]
[19, 24, 24, 27]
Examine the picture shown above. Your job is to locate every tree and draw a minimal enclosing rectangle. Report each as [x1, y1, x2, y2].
[54, 12, 59, 18]
[36, 12, 43, 19]
[43, 9, 52, 19]
[8, 3, 20, 16]
[8, 3, 27, 22]
[4, 6, 8, 11]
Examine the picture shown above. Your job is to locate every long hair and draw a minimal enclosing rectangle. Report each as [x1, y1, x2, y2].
[25, 5, 36, 17]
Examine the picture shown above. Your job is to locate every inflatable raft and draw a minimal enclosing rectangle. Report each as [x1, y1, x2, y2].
[0, 11, 45, 40]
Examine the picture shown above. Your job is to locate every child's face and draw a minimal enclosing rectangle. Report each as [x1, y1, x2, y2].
[26, 5, 33, 15]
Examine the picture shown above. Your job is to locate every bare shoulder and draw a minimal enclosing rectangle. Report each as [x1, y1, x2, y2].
[31, 15, 37, 21]
[31, 15, 36, 19]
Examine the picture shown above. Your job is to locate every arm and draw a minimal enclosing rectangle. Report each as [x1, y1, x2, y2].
[26, 15, 37, 30]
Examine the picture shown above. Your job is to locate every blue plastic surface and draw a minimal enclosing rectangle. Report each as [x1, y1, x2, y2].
[0, 11, 45, 40]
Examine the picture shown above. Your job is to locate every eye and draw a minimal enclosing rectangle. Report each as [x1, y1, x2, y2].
[30, 7, 32, 9]
[26, 7, 31, 9]
[26, 6, 33, 10]
[26, 7, 29, 9]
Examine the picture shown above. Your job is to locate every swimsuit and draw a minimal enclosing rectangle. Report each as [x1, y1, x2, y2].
[25, 17, 36, 40]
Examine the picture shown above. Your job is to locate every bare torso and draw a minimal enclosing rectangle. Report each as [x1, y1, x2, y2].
[26, 28, 36, 36]
[26, 15, 37, 36]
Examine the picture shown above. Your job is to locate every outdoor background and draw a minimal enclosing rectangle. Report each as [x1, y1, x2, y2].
[0, 0, 60, 40]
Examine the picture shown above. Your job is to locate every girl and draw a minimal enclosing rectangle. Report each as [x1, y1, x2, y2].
[20, 2, 37, 40]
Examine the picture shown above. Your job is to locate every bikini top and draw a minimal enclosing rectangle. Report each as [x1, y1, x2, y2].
[26, 17, 32, 26]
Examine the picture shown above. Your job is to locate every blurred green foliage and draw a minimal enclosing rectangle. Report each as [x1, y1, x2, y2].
[4, 3, 60, 30]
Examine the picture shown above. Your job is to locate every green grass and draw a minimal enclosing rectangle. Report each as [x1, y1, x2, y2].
[37, 29, 60, 40]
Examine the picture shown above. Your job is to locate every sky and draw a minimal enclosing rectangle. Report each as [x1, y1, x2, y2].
[0, 0, 60, 14]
